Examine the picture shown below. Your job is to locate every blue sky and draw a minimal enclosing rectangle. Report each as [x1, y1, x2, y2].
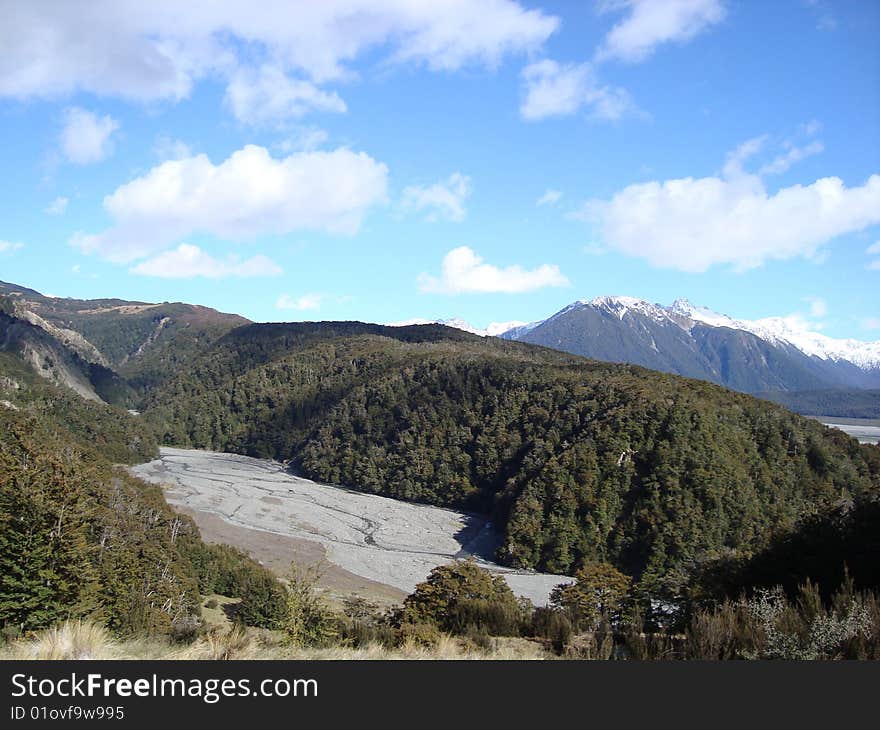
[0, 1, 878, 338]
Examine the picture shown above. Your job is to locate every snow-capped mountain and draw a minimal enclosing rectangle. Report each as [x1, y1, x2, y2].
[499, 296, 880, 393]
[670, 299, 880, 370]
[387, 317, 527, 338]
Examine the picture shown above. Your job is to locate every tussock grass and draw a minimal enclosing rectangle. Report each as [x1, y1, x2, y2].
[6, 620, 121, 660]
[1, 621, 550, 660]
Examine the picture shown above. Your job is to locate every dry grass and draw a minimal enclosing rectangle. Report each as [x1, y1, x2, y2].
[1, 621, 551, 660]
[4, 620, 122, 660]
[199, 594, 238, 631]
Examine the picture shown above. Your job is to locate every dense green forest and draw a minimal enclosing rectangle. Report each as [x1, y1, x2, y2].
[0, 350, 285, 637]
[756, 389, 880, 419]
[142, 323, 880, 593]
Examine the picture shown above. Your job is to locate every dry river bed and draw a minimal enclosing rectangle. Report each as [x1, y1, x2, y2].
[131, 447, 571, 605]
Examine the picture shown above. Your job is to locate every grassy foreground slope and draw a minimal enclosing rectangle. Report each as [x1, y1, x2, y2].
[142, 322, 880, 591]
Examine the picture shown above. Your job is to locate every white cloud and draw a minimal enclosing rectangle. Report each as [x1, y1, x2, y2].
[276, 127, 330, 153]
[520, 59, 634, 121]
[418, 246, 569, 294]
[276, 293, 323, 311]
[596, 0, 727, 64]
[721, 135, 768, 179]
[575, 170, 880, 272]
[59, 107, 119, 164]
[45, 196, 69, 215]
[861, 317, 880, 331]
[802, 119, 823, 137]
[130, 243, 282, 279]
[225, 65, 346, 126]
[722, 127, 826, 180]
[865, 241, 880, 255]
[0, 2, 557, 113]
[71, 144, 389, 263]
[0, 240, 24, 254]
[759, 140, 824, 176]
[154, 136, 192, 161]
[536, 189, 562, 206]
[401, 173, 471, 222]
[804, 296, 828, 318]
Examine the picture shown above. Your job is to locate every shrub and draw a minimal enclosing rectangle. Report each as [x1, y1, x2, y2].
[178, 541, 287, 629]
[402, 560, 522, 636]
[169, 615, 202, 644]
[283, 565, 338, 647]
[529, 606, 572, 653]
[397, 622, 441, 648]
[338, 596, 396, 648]
[550, 563, 632, 632]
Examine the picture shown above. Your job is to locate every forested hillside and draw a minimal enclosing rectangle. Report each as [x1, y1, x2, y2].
[756, 389, 880, 418]
[0, 349, 282, 636]
[142, 322, 880, 592]
[0, 281, 248, 401]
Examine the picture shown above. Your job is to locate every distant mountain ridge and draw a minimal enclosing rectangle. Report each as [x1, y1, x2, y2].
[5, 276, 880, 404]
[0, 280, 248, 403]
[387, 316, 527, 338]
[491, 296, 880, 394]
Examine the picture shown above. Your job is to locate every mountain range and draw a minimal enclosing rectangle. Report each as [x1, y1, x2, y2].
[4, 278, 879, 416]
[397, 296, 880, 396]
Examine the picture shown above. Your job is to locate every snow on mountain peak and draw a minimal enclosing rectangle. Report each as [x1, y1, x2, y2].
[389, 297, 880, 371]
[669, 298, 739, 329]
[541, 296, 880, 370]
[587, 295, 668, 321]
[385, 317, 525, 338]
[744, 316, 880, 369]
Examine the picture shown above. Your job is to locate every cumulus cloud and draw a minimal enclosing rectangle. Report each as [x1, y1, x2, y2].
[0, 240, 24, 254]
[71, 144, 389, 263]
[536, 189, 562, 206]
[130, 244, 282, 279]
[59, 107, 119, 164]
[519, 59, 634, 121]
[45, 196, 69, 215]
[418, 246, 569, 294]
[225, 65, 346, 126]
[401, 173, 471, 222]
[0, 1, 557, 119]
[574, 171, 880, 272]
[276, 293, 324, 311]
[596, 0, 727, 64]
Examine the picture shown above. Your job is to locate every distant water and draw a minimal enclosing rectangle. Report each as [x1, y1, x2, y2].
[816, 417, 880, 445]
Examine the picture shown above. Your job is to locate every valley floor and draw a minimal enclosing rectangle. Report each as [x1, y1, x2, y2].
[817, 417, 880, 444]
[131, 448, 571, 606]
